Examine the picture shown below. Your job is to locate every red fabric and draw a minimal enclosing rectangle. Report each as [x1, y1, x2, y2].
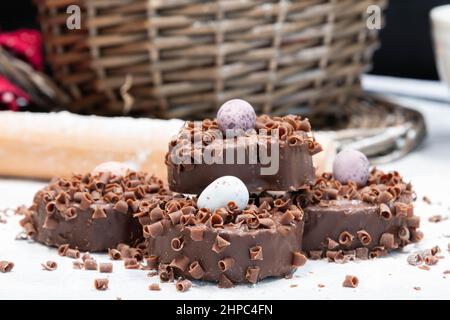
[0, 29, 42, 111]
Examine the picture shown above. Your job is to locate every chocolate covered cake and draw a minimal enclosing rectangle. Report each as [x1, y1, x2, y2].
[21, 170, 169, 252]
[166, 114, 322, 194]
[139, 193, 307, 286]
[292, 170, 422, 261]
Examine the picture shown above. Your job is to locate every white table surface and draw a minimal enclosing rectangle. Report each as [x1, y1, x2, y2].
[1, 75, 450, 300]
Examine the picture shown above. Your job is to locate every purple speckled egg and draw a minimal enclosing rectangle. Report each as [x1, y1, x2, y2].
[333, 149, 370, 187]
[217, 99, 256, 137]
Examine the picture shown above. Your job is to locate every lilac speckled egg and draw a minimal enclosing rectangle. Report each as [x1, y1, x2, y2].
[92, 161, 133, 177]
[217, 99, 256, 136]
[332, 149, 370, 187]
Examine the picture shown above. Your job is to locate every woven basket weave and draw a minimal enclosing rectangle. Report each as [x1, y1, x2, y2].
[36, 0, 386, 118]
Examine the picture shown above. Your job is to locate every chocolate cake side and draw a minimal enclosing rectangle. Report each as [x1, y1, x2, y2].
[292, 170, 422, 261]
[20, 171, 170, 252]
[139, 193, 307, 285]
[166, 115, 322, 194]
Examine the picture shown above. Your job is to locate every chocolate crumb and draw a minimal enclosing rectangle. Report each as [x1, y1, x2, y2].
[418, 265, 430, 271]
[318, 284, 325, 288]
[94, 278, 109, 291]
[422, 196, 432, 204]
[41, 261, 58, 271]
[99, 263, 113, 273]
[147, 271, 158, 277]
[443, 270, 450, 275]
[342, 275, 359, 288]
[124, 258, 139, 269]
[149, 283, 161, 291]
[84, 259, 98, 271]
[428, 215, 448, 223]
[413, 286, 421, 291]
[290, 284, 298, 288]
[73, 261, 83, 269]
[0, 261, 14, 273]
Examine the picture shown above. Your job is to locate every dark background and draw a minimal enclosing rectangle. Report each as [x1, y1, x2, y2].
[1, 0, 450, 80]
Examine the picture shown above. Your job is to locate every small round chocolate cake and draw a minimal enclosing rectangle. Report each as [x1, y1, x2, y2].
[21, 170, 170, 252]
[139, 193, 307, 286]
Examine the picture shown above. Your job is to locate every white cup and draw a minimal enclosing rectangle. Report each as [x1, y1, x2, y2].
[431, 5, 450, 91]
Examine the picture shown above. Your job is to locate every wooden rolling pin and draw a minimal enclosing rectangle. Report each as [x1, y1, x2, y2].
[0, 111, 334, 181]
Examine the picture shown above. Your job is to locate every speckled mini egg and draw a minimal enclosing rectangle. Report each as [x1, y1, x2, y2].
[217, 99, 256, 136]
[92, 161, 133, 177]
[333, 149, 370, 187]
[197, 176, 249, 212]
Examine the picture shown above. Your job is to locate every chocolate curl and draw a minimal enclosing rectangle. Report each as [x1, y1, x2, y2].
[42, 215, 58, 230]
[218, 257, 235, 272]
[84, 259, 98, 270]
[189, 226, 205, 241]
[55, 191, 70, 211]
[143, 221, 164, 238]
[66, 249, 80, 259]
[208, 213, 223, 229]
[62, 207, 77, 221]
[410, 229, 424, 242]
[355, 248, 369, 260]
[273, 198, 291, 210]
[23, 222, 36, 237]
[323, 188, 338, 200]
[326, 250, 344, 262]
[57, 244, 69, 256]
[246, 214, 260, 229]
[395, 202, 413, 217]
[171, 237, 184, 252]
[73, 261, 83, 269]
[82, 253, 92, 262]
[342, 275, 359, 288]
[188, 261, 205, 280]
[150, 206, 164, 222]
[0, 261, 14, 273]
[108, 248, 122, 260]
[146, 255, 159, 270]
[249, 246, 264, 261]
[181, 206, 196, 216]
[259, 218, 275, 229]
[218, 274, 234, 289]
[99, 263, 113, 273]
[124, 258, 139, 269]
[159, 264, 174, 282]
[149, 283, 161, 291]
[212, 235, 231, 253]
[79, 193, 94, 210]
[287, 206, 304, 221]
[170, 255, 190, 272]
[379, 203, 392, 220]
[168, 210, 183, 225]
[129, 248, 143, 261]
[379, 233, 397, 250]
[180, 213, 196, 226]
[245, 266, 260, 284]
[279, 211, 295, 225]
[292, 252, 307, 267]
[287, 135, 303, 147]
[325, 238, 339, 250]
[308, 251, 323, 260]
[398, 226, 411, 241]
[176, 279, 192, 292]
[166, 201, 181, 214]
[41, 261, 58, 271]
[123, 191, 136, 201]
[338, 231, 354, 248]
[92, 206, 107, 219]
[299, 118, 312, 132]
[45, 202, 56, 215]
[424, 255, 439, 266]
[117, 243, 131, 258]
[196, 208, 211, 223]
[378, 191, 394, 203]
[356, 230, 372, 246]
[113, 200, 128, 214]
[259, 200, 272, 212]
[94, 278, 109, 291]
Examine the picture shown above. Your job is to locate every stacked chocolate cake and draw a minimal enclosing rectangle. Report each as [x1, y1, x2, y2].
[23, 99, 422, 288]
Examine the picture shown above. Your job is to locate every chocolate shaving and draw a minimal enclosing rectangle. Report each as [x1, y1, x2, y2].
[169, 255, 190, 272]
[342, 275, 359, 288]
[146, 255, 159, 270]
[113, 200, 128, 214]
[245, 266, 260, 284]
[108, 248, 122, 260]
[176, 279, 192, 292]
[73, 261, 83, 269]
[356, 230, 372, 246]
[212, 235, 230, 253]
[92, 206, 107, 219]
[189, 226, 205, 241]
[124, 258, 139, 269]
[379, 233, 396, 250]
[66, 248, 80, 259]
[143, 221, 164, 238]
[170, 237, 184, 252]
[149, 283, 161, 291]
[280, 211, 295, 225]
[97, 263, 112, 273]
[249, 246, 264, 261]
[292, 252, 307, 267]
[57, 244, 69, 256]
[379, 203, 392, 220]
[218, 274, 234, 289]
[218, 257, 235, 272]
[428, 215, 448, 223]
[168, 210, 183, 225]
[308, 251, 323, 260]
[0, 261, 14, 273]
[41, 261, 58, 271]
[188, 261, 204, 280]
[82, 253, 91, 262]
[325, 237, 339, 250]
[84, 259, 98, 270]
[94, 278, 109, 291]
[355, 247, 369, 260]
[338, 231, 354, 248]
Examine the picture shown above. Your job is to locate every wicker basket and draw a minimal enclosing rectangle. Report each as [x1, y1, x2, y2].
[36, 0, 386, 118]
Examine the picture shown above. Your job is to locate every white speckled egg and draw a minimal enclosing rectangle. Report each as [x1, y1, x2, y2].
[197, 176, 249, 211]
[217, 99, 256, 137]
[92, 161, 133, 177]
[333, 149, 370, 187]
